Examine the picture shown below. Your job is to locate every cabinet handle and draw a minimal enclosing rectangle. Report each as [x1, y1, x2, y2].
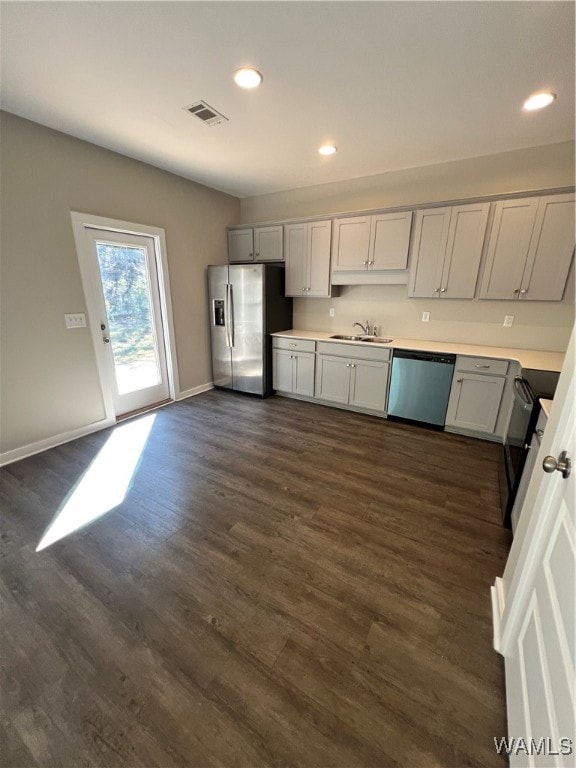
[513, 288, 520, 294]
[363, 261, 368, 267]
[302, 287, 306, 292]
[352, 364, 356, 368]
[346, 363, 351, 367]
[434, 288, 440, 293]
[440, 288, 446, 293]
[289, 343, 297, 347]
[369, 260, 374, 266]
[457, 378, 463, 383]
[475, 364, 490, 369]
[249, 253, 253, 258]
[520, 288, 528, 295]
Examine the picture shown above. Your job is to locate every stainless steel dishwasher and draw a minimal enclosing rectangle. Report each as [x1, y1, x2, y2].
[387, 349, 456, 428]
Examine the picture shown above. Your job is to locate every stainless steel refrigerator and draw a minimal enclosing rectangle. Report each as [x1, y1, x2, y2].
[208, 264, 292, 397]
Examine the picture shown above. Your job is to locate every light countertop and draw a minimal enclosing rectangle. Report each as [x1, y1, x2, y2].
[272, 329, 565, 372]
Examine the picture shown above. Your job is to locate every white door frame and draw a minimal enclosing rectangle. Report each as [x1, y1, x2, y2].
[71, 212, 180, 422]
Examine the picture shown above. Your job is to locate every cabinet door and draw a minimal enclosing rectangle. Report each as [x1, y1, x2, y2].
[254, 226, 283, 262]
[307, 220, 332, 297]
[445, 373, 506, 434]
[332, 217, 370, 270]
[315, 355, 351, 403]
[520, 193, 575, 301]
[408, 208, 451, 297]
[284, 222, 308, 296]
[228, 229, 254, 262]
[272, 348, 295, 392]
[349, 359, 389, 412]
[479, 198, 539, 300]
[293, 352, 315, 397]
[369, 211, 412, 270]
[441, 202, 489, 299]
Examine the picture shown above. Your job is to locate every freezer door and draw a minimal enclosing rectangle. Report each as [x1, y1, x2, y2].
[229, 264, 264, 395]
[208, 266, 232, 389]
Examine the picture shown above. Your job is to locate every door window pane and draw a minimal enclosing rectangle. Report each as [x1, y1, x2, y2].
[96, 241, 161, 395]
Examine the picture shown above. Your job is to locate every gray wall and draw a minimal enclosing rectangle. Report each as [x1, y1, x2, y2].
[241, 142, 575, 352]
[0, 111, 239, 456]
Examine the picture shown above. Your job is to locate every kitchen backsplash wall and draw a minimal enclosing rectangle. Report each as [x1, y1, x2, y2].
[293, 286, 574, 352]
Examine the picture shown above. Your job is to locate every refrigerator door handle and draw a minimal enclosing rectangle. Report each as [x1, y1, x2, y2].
[226, 283, 235, 348]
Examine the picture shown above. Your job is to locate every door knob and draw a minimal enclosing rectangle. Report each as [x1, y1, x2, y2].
[542, 451, 571, 479]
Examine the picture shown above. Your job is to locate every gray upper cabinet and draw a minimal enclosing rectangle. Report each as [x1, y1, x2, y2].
[409, 202, 489, 298]
[228, 228, 254, 263]
[479, 193, 575, 301]
[331, 216, 370, 270]
[228, 225, 283, 262]
[284, 220, 332, 297]
[332, 212, 412, 273]
[254, 226, 283, 262]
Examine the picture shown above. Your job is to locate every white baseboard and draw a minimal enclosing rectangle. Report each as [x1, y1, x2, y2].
[491, 577, 506, 654]
[0, 385, 214, 467]
[176, 382, 213, 401]
[0, 417, 116, 467]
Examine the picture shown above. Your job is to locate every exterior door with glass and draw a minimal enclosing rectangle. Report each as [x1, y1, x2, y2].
[84, 228, 171, 416]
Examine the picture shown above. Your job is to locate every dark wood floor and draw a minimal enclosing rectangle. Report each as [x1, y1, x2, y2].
[1, 390, 512, 768]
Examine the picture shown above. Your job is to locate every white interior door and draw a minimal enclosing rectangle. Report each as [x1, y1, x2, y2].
[71, 212, 178, 420]
[493, 328, 575, 766]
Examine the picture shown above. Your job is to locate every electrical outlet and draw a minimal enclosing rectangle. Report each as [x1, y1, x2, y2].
[65, 313, 87, 329]
[422, 311, 430, 323]
[329, 307, 335, 317]
[503, 315, 514, 328]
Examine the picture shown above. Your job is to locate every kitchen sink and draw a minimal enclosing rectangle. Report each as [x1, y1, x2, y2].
[330, 334, 393, 344]
[330, 334, 364, 341]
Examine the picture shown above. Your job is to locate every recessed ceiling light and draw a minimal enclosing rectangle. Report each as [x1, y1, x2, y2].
[233, 68, 263, 89]
[523, 91, 557, 111]
[319, 145, 337, 156]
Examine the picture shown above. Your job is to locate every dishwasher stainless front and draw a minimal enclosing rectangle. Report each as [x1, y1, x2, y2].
[387, 349, 456, 428]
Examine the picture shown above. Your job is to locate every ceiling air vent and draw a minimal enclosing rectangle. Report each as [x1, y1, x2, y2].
[184, 100, 228, 126]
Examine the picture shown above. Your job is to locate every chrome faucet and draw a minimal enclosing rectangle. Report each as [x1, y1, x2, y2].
[353, 321, 376, 336]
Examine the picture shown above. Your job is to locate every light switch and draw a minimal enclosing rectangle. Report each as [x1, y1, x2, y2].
[329, 307, 335, 317]
[503, 315, 514, 328]
[65, 313, 87, 329]
[422, 311, 430, 323]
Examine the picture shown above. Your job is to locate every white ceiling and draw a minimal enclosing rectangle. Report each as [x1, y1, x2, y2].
[1, 1, 574, 198]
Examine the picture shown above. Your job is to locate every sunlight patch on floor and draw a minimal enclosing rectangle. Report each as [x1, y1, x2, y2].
[36, 414, 156, 551]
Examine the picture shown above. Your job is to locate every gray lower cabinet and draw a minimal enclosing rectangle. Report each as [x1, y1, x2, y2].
[445, 356, 508, 435]
[315, 342, 391, 414]
[272, 338, 316, 396]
